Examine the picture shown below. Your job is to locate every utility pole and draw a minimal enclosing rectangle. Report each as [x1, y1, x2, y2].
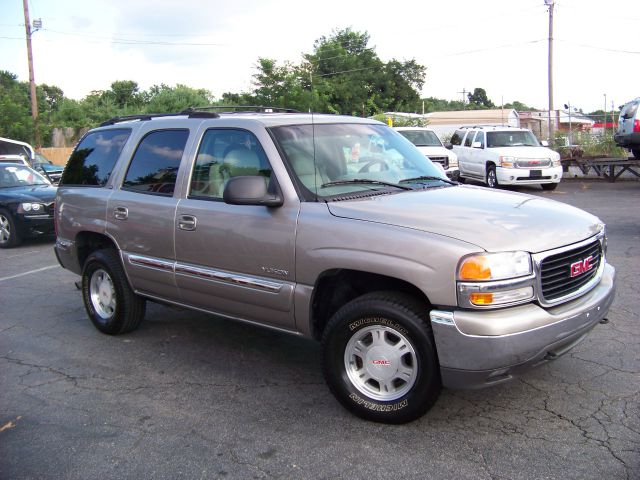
[545, 0, 554, 145]
[458, 88, 467, 109]
[23, 0, 40, 147]
[604, 93, 607, 135]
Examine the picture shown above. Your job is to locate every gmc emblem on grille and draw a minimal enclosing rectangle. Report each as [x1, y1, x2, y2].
[570, 256, 594, 277]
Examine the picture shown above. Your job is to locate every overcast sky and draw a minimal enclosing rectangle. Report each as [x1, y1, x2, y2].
[1, 0, 638, 113]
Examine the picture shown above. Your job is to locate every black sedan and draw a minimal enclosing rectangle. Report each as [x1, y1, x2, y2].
[0, 163, 57, 248]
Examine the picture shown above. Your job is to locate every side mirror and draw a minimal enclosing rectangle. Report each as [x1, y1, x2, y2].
[471, 141, 482, 149]
[541, 140, 549, 147]
[223, 176, 283, 207]
[444, 142, 453, 150]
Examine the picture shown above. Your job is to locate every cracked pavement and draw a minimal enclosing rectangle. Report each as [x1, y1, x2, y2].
[0, 180, 638, 479]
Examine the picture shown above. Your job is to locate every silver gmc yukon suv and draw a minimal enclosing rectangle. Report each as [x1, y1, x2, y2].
[54, 110, 616, 424]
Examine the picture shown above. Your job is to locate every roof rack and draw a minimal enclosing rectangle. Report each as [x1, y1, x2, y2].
[99, 110, 219, 127]
[460, 124, 518, 129]
[190, 105, 300, 114]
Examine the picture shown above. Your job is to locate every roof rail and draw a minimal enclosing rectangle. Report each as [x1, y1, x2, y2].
[460, 124, 518, 129]
[190, 105, 300, 114]
[99, 110, 219, 127]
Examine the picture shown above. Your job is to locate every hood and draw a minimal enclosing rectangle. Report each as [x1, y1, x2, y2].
[327, 186, 602, 253]
[414, 146, 451, 157]
[489, 146, 558, 159]
[0, 184, 57, 204]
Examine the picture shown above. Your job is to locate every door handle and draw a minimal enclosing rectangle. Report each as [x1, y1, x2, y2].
[114, 206, 128, 220]
[178, 215, 197, 231]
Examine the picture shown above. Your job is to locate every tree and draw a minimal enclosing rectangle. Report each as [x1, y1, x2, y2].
[467, 87, 494, 109]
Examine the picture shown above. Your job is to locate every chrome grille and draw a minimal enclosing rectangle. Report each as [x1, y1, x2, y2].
[540, 239, 601, 301]
[427, 156, 449, 168]
[515, 158, 551, 168]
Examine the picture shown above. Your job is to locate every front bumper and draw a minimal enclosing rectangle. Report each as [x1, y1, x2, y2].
[497, 165, 562, 185]
[430, 263, 616, 389]
[17, 213, 55, 237]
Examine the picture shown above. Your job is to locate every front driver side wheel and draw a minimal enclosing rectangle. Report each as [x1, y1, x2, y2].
[321, 291, 441, 424]
[486, 165, 499, 188]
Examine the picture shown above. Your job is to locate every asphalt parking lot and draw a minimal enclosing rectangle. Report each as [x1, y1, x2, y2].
[1, 180, 638, 480]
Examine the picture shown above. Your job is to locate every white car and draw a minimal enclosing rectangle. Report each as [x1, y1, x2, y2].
[451, 126, 562, 190]
[394, 127, 459, 181]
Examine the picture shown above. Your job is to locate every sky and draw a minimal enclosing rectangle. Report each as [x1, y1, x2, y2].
[1, 0, 638, 114]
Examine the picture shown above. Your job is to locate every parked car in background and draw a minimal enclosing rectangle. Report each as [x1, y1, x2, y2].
[0, 154, 30, 166]
[451, 126, 562, 190]
[0, 136, 34, 161]
[0, 163, 56, 248]
[614, 98, 640, 159]
[31, 153, 64, 184]
[394, 127, 459, 180]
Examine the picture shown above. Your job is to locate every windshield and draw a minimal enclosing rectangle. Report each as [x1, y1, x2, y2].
[397, 129, 442, 147]
[271, 123, 448, 199]
[487, 131, 540, 148]
[0, 165, 51, 188]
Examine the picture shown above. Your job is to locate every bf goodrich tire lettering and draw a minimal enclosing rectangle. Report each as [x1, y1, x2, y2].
[322, 292, 441, 424]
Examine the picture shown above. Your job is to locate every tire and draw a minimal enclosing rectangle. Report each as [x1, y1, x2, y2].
[632, 148, 640, 160]
[486, 165, 499, 188]
[541, 183, 558, 191]
[457, 176, 466, 184]
[321, 291, 441, 424]
[82, 248, 146, 335]
[0, 208, 21, 248]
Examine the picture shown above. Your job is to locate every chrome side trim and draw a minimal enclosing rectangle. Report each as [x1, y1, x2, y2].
[533, 231, 605, 308]
[127, 254, 175, 272]
[175, 263, 284, 293]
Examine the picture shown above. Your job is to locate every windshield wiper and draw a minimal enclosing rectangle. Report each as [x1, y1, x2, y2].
[321, 179, 413, 191]
[400, 175, 457, 186]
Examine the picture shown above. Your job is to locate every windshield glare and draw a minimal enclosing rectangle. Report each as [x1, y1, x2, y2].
[398, 129, 442, 147]
[0, 165, 51, 188]
[271, 123, 447, 198]
[487, 131, 540, 148]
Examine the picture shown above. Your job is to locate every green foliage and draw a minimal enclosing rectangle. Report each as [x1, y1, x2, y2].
[467, 88, 494, 109]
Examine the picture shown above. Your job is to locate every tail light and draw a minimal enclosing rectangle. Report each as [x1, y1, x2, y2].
[634, 119, 640, 133]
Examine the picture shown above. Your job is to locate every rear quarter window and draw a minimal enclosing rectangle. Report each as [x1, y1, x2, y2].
[450, 130, 465, 146]
[60, 129, 131, 186]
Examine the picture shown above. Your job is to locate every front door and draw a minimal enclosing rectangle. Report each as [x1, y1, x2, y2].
[174, 128, 298, 330]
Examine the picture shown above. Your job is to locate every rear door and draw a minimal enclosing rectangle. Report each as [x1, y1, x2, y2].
[174, 127, 298, 330]
[106, 127, 191, 303]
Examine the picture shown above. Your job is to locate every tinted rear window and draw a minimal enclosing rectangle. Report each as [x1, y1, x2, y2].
[122, 129, 189, 196]
[60, 129, 131, 186]
[450, 130, 465, 146]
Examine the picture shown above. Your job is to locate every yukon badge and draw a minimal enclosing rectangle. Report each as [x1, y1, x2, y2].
[261, 266, 289, 277]
[570, 256, 594, 278]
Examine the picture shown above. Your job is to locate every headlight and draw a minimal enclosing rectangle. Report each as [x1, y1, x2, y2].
[551, 154, 561, 167]
[499, 156, 515, 168]
[18, 202, 44, 213]
[448, 152, 458, 168]
[458, 251, 532, 281]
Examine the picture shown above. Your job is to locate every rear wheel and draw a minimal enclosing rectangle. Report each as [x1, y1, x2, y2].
[541, 183, 558, 191]
[0, 209, 21, 248]
[486, 165, 499, 188]
[321, 291, 441, 424]
[82, 248, 146, 334]
[632, 148, 640, 160]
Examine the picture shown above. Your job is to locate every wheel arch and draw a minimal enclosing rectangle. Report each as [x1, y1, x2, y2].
[309, 268, 431, 341]
[75, 231, 119, 270]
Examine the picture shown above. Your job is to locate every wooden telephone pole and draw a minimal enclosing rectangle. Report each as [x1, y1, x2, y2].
[23, 0, 40, 147]
[545, 0, 554, 145]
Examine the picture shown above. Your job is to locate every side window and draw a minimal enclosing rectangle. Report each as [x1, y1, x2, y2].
[475, 131, 485, 148]
[464, 131, 477, 147]
[122, 129, 189, 196]
[60, 129, 131, 186]
[189, 129, 272, 200]
[450, 130, 464, 146]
